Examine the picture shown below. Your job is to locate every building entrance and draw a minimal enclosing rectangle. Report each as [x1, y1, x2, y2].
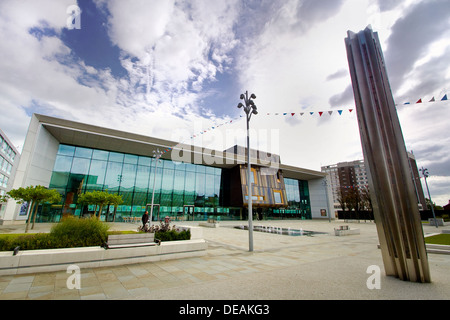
[183, 205, 195, 221]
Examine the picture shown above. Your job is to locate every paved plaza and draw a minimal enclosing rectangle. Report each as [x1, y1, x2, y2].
[0, 219, 449, 300]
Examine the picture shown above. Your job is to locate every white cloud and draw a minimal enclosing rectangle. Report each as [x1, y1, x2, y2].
[0, 0, 449, 205]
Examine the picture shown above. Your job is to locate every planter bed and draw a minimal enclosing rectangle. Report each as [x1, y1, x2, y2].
[0, 239, 207, 276]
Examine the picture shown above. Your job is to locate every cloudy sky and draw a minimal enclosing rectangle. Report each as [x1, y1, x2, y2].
[0, 0, 449, 205]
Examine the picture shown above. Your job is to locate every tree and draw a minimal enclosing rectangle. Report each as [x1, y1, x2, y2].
[7, 185, 62, 233]
[360, 186, 372, 211]
[78, 190, 123, 219]
[337, 188, 348, 211]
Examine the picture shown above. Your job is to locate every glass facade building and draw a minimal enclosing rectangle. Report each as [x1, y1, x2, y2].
[37, 144, 311, 222]
[4, 114, 335, 225]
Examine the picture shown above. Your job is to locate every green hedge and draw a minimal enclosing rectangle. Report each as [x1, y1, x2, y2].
[156, 229, 191, 241]
[0, 216, 109, 251]
[0, 218, 192, 251]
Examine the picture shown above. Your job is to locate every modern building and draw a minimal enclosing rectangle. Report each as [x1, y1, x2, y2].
[322, 153, 426, 213]
[321, 160, 368, 212]
[0, 128, 20, 222]
[2, 114, 332, 225]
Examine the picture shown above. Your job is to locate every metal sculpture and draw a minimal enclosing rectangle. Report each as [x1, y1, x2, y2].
[345, 26, 431, 282]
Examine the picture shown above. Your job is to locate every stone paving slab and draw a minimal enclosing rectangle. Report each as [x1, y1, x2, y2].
[0, 220, 449, 301]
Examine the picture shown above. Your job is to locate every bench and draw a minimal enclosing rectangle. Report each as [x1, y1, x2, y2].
[428, 218, 444, 226]
[199, 218, 219, 228]
[334, 225, 360, 236]
[105, 233, 160, 249]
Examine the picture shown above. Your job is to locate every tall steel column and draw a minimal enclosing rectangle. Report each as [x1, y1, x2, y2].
[345, 26, 431, 282]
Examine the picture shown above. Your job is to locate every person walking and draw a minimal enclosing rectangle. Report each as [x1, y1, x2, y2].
[142, 211, 149, 228]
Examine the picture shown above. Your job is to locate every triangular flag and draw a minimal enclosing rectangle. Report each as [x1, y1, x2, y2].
[319, 112, 323, 117]
[416, 99, 422, 103]
[328, 111, 333, 115]
[441, 94, 447, 101]
[291, 113, 295, 116]
[310, 112, 314, 115]
[267, 113, 270, 115]
[300, 112, 304, 116]
[283, 113, 287, 115]
[338, 110, 343, 115]
[429, 97, 435, 102]
[404, 102, 410, 105]
[349, 109, 353, 112]
[275, 113, 279, 115]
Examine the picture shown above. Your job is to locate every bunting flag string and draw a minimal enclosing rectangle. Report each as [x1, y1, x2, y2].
[398, 94, 447, 105]
[263, 93, 448, 116]
[159, 93, 447, 156]
[266, 109, 354, 116]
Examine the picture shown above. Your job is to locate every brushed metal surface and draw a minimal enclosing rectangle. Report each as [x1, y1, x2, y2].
[345, 27, 430, 282]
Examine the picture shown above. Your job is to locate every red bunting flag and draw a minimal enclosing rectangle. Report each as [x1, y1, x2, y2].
[416, 99, 422, 103]
[319, 112, 323, 117]
[291, 113, 295, 116]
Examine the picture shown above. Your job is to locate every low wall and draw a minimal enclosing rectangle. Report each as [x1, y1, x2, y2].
[0, 239, 207, 276]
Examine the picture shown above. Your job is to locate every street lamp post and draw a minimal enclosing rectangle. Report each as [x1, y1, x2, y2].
[238, 91, 258, 252]
[150, 149, 163, 225]
[419, 167, 438, 228]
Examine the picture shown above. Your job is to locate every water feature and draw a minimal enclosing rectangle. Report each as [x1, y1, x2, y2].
[235, 225, 325, 236]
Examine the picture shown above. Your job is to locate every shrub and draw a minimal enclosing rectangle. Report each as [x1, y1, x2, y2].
[0, 216, 110, 251]
[138, 219, 191, 241]
[156, 229, 191, 241]
[50, 216, 109, 248]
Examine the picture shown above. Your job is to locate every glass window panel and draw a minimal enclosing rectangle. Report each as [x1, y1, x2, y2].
[149, 165, 162, 194]
[49, 171, 69, 189]
[53, 155, 73, 172]
[92, 149, 109, 160]
[184, 171, 195, 205]
[135, 165, 150, 193]
[57, 144, 75, 156]
[86, 160, 107, 190]
[109, 152, 124, 163]
[214, 174, 221, 198]
[185, 163, 196, 172]
[195, 172, 205, 207]
[163, 160, 175, 169]
[138, 156, 152, 167]
[120, 163, 137, 191]
[70, 157, 90, 175]
[124, 154, 138, 164]
[205, 174, 215, 198]
[104, 161, 123, 192]
[173, 162, 186, 171]
[161, 168, 174, 193]
[196, 165, 206, 173]
[173, 169, 185, 192]
[206, 166, 217, 175]
[132, 193, 148, 207]
[74, 147, 93, 158]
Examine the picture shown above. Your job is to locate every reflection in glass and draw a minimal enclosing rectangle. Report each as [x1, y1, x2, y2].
[43, 144, 312, 222]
